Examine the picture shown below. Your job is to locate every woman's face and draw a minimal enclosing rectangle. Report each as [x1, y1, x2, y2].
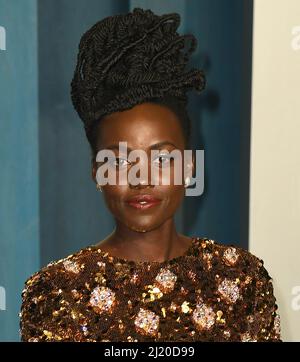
[92, 102, 193, 232]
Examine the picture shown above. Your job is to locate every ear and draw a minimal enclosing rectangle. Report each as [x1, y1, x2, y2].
[183, 149, 194, 182]
[91, 158, 97, 184]
[192, 149, 195, 178]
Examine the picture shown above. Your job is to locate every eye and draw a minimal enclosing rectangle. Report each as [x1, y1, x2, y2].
[109, 157, 130, 168]
[153, 154, 172, 167]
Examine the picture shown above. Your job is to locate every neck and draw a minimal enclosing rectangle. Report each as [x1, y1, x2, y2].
[99, 218, 191, 262]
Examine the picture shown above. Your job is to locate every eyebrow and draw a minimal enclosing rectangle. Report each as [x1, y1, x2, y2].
[105, 141, 178, 151]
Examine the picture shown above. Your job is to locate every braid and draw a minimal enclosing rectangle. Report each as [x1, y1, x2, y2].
[70, 7, 206, 157]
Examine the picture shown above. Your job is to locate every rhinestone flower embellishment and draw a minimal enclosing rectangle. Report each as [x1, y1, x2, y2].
[192, 303, 215, 331]
[218, 278, 240, 303]
[89, 286, 116, 314]
[63, 259, 80, 274]
[154, 268, 177, 293]
[134, 308, 160, 337]
[223, 247, 239, 266]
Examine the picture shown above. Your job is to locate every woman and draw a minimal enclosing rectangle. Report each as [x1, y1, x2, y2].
[20, 7, 281, 342]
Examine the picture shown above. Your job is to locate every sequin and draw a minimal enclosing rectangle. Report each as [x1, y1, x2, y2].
[274, 314, 281, 336]
[118, 319, 125, 332]
[218, 278, 240, 303]
[97, 261, 106, 270]
[142, 285, 163, 302]
[25, 273, 40, 286]
[202, 251, 213, 270]
[187, 270, 196, 282]
[247, 315, 254, 323]
[181, 301, 191, 314]
[169, 301, 178, 313]
[130, 272, 140, 285]
[81, 325, 89, 336]
[71, 289, 81, 300]
[28, 337, 39, 342]
[192, 303, 215, 331]
[88, 286, 116, 314]
[244, 276, 252, 285]
[223, 247, 239, 266]
[43, 330, 53, 339]
[94, 272, 106, 284]
[180, 286, 189, 296]
[134, 307, 160, 337]
[223, 330, 231, 338]
[241, 332, 257, 342]
[216, 310, 225, 324]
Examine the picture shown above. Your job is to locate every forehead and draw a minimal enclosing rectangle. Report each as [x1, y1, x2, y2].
[96, 102, 185, 150]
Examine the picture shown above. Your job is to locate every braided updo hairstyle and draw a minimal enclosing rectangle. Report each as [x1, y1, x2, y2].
[70, 7, 206, 159]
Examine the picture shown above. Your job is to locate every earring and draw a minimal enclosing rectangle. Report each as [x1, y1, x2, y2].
[96, 183, 102, 192]
[184, 176, 190, 188]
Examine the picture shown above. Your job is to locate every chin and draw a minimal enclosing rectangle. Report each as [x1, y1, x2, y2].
[128, 224, 149, 232]
[132, 227, 147, 232]
[128, 221, 164, 233]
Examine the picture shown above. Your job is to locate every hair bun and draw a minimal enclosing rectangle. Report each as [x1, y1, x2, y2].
[71, 7, 206, 135]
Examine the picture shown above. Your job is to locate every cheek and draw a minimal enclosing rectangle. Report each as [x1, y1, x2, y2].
[161, 184, 184, 208]
[160, 157, 186, 186]
[102, 186, 127, 215]
[167, 185, 185, 218]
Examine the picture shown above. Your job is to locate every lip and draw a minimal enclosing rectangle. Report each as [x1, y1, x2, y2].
[126, 194, 162, 209]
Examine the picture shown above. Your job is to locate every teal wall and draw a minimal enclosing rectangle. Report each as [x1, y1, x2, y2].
[182, 0, 253, 248]
[0, 0, 40, 342]
[0, 0, 252, 341]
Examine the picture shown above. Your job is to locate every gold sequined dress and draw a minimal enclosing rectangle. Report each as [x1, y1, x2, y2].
[20, 237, 281, 342]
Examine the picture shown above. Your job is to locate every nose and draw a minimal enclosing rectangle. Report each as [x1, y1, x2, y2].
[128, 159, 154, 189]
[129, 179, 155, 189]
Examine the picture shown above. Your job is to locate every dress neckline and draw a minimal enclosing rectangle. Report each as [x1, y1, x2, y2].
[90, 236, 199, 265]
